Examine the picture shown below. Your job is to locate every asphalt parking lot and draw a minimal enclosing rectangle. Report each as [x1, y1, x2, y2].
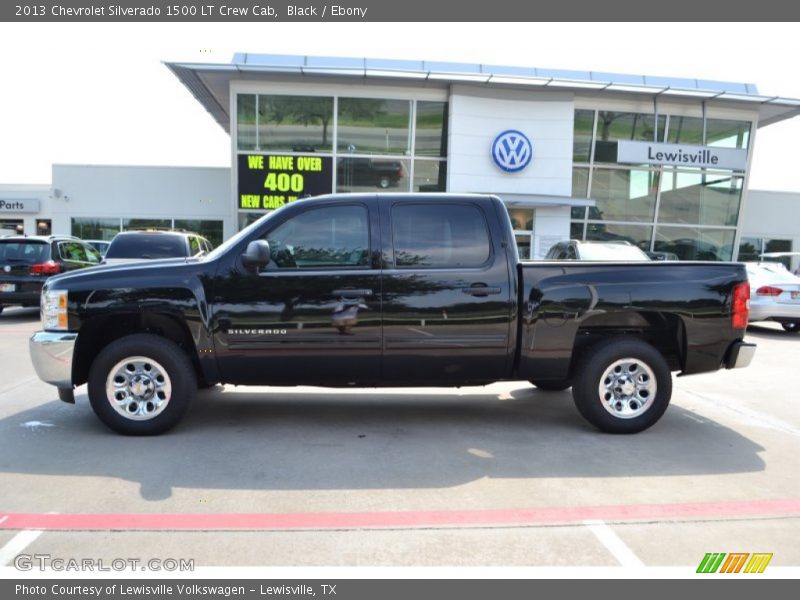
[0, 305, 798, 572]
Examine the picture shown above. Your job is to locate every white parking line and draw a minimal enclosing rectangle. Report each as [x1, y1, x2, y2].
[0, 529, 44, 566]
[583, 519, 644, 568]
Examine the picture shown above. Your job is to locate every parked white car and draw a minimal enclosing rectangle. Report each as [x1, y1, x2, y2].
[745, 261, 800, 332]
[545, 240, 651, 261]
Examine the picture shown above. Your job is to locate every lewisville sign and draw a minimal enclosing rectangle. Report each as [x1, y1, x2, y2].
[617, 141, 747, 171]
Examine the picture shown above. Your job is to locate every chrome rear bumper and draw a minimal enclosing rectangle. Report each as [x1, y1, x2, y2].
[725, 341, 756, 370]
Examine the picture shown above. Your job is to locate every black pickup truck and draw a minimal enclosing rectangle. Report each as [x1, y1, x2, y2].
[29, 193, 755, 435]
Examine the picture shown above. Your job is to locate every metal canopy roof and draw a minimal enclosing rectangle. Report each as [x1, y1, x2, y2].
[165, 53, 800, 133]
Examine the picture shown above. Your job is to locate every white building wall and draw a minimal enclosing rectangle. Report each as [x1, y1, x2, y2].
[448, 86, 575, 257]
[447, 86, 574, 196]
[742, 190, 800, 269]
[50, 165, 234, 239]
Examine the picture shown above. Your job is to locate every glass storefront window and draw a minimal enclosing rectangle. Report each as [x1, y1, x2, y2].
[594, 112, 666, 163]
[667, 116, 751, 150]
[570, 221, 585, 240]
[571, 206, 586, 220]
[706, 119, 750, 149]
[238, 212, 266, 230]
[573, 109, 594, 163]
[654, 226, 735, 261]
[738, 237, 762, 262]
[658, 171, 742, 226]
[123, 218, 171, 231]
[667, 116, 704, 145]
[338, 98, 411, 155]
[413, 160, 447, 192]
[336, 157, 410, 193]
[256, 95, 334, 152]
[415, 101, 448, 157]
[515, 234, 532, 259]
[590, 168, 659, 222]
[586, 222, 653, 251]
[237, 94, 257, 151]
[71, 218, 120, 241]
[174, 219, 224, 248]
[573, 167, 589, 198]
[507, 208, 534, 231]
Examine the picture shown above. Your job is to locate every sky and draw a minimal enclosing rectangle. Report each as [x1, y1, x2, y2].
[1, 22, 800, 191]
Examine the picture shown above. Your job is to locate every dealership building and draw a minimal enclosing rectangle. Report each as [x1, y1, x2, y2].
[2, 53, 800, 264]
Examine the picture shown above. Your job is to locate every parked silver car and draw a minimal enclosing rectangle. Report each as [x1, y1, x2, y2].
[746, 261, 800, 332]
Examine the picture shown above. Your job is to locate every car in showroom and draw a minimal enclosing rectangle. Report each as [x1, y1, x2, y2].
[103, 230, 213, 265]
[336, 157, 405, 189]
[746, 260, 800, 332]
[545, 240, 651, 261]
[0, 235, 102, 313]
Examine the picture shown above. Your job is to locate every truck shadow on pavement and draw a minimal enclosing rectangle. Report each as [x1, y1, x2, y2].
[0, 385, 765, 501]
[746, 323, 800, 340]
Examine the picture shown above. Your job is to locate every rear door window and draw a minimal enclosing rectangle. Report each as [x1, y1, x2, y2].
[59, 242, 88, 262]
[392, 203, 491, 268]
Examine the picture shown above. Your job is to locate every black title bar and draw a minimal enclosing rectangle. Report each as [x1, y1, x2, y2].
[3, 0, 800, 21]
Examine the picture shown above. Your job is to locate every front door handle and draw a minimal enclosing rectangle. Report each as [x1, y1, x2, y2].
[333, 289, 373, 298]
[462, 284, 502, 297]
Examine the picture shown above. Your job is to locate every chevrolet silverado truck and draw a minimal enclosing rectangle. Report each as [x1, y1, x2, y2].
[29, 193, 755, 435]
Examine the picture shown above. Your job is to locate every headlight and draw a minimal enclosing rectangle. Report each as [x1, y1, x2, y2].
[42, 290, 68, 331]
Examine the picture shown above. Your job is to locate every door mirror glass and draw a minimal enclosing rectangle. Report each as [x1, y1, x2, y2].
[242, 239, 271, 269]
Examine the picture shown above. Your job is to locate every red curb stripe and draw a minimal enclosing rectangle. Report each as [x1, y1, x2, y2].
[2, 499, 799, 531]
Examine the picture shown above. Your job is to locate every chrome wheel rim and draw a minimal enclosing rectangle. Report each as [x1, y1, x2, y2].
[598, 357, 656, 419]
[105, 356, 172, 421]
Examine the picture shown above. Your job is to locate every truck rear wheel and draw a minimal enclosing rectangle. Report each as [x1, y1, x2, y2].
[571, 338, 672, 434]
[781, 321, 799, 333]
[88, 333, 196, 435]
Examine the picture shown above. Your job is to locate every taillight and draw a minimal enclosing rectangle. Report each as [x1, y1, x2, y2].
[30, 261, 61, 275]
[756, 285, 783, 297]
[732, 282, 750, 330]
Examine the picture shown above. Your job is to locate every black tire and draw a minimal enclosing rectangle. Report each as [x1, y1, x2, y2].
[781, 321, 800, 333]
[571, 338, 672, 434]
[0, 305, 4, 314]
[530, 379, 571, 391]
[377, 176, 391, 189]
[88, 333, 197, 435]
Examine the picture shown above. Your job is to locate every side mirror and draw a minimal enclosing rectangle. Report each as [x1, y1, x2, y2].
[241, 239, 271, 270]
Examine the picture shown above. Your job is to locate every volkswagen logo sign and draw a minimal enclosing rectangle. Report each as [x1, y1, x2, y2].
[492, 130, 533, 173]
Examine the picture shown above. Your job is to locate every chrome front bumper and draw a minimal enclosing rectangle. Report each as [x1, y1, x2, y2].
[29, 331, 77, 388]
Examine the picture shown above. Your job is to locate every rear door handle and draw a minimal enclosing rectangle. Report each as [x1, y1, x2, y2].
[462, 284, 501, 297]
[333, 289, 373, 298]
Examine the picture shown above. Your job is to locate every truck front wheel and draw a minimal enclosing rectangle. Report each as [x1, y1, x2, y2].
[571, 338, 672, 434]
[88, 334, 197, 435]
